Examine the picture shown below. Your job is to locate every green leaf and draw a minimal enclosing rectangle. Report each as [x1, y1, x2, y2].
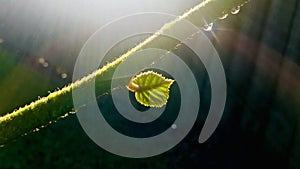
[127, 71, 175, 108]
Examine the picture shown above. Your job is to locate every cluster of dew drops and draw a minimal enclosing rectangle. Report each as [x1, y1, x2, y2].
[202, 0, 250, 32]
[37, 57, 68, 79]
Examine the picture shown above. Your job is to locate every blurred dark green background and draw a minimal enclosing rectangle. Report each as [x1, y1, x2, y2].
[0, 0, 299, 168]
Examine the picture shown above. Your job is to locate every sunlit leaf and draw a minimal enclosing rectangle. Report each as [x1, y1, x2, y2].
[127, 71, 175, 108]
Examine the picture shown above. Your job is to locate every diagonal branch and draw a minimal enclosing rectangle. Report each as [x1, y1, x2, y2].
[0, 0, 251, 145]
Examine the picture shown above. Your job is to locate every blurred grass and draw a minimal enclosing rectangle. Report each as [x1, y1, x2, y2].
[0, 48, 55, 115]
[0, 49, 15, 79]
[0, 66, 55, 115]
[0, 115, 168, 169]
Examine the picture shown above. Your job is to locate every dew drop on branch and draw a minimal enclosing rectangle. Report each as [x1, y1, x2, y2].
[202, 23, 214, 31]
[219, 13, 229, 20]
[231, 6, 241, 15]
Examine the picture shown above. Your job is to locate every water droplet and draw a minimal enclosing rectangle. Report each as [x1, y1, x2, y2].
[171, 124, 177, 129]
[219, 13, 228, 20]
[231, 6, 240, 15]
[202, 23, 214, 31]
[42, 62, 49, 68]
[38, 57, 45, 64]
[61, 73, 68, 79]
[240, 0, 250, 7]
